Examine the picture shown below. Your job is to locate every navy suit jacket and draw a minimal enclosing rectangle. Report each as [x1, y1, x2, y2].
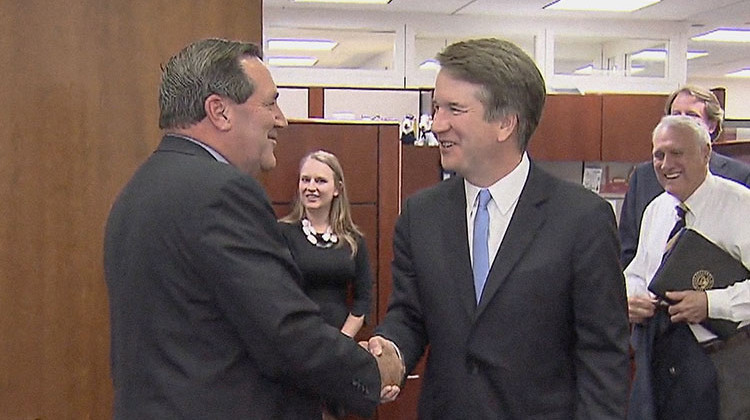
[104, 136, 380, 419]
[377, 164, 631, 419]
[619, 152, 750, 268]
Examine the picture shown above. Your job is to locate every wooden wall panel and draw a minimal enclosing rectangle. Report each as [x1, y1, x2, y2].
[309, 87, 325, 118]
[601, 94, 667, 161]
[714, 140, 750, 164]
[0, 1, 261, 417]
[401, 145, 443, 203]
[529, 94, 602, 161]
[261, 122, 380, 204]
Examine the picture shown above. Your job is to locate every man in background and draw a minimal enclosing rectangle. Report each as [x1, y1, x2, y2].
[626, 115, 750, 419]
[619, 85, 750, 268]
[104, 38, 399, 419]
[368, 38, 630, 419]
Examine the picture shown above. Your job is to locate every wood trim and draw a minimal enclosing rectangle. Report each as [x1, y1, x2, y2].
[308, 87, 324, 118]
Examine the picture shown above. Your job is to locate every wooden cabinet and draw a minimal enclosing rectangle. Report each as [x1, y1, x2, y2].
[601, 94, 667, 161]
[529, 94, 602, 161]
[529, 93, 667, 162]
[714, 140, 750, 164]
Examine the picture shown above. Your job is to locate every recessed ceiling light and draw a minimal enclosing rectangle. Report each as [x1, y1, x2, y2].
[544, 0, 660, 12]
[726, 68, 750, 78]
[692, 28, 750, 42]
[267, 56, 319, 67]
[293, 0, 391, 4]
[267, 39, 338, 51]
[419, 59, 440, 71]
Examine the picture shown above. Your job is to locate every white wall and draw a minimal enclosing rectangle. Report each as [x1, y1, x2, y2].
[688, 77, 750, 119]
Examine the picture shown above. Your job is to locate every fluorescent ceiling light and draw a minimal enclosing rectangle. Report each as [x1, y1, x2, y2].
[268, 56, 318, 67]
[419, 59, 440, 71]
[293, 0, 391, 3]
[727, 68, 750, 78]
[629, 65, 645, 74]
[544, 0, 660, 12]
[631, 49, 666, 61]
[267, 39, 337, 51]
[574, 64, 595, 75]
[687, 50, 708, 60]
[692, 28, 750, 42]
[630, 49, 709, 61]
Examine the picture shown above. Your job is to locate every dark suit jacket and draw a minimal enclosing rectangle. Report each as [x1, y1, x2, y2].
[619, 152, 750, 268]
[377, 164, 631, 419]
[104, 136, 380, 419]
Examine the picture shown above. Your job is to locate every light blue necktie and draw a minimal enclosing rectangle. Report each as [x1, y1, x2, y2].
[473, 189, 491, 303]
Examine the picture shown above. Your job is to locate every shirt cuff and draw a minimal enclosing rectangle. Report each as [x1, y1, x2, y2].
[706, 288, 731, 320]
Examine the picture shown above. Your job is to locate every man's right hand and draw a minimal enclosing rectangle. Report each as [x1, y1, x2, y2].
[360, 336, 405, 403]
[628, 295, 659, 324]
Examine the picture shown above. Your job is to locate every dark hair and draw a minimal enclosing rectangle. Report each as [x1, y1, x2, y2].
[437, 38, 546, 151]
[158, 38, 262, 129]
[664, 84, 724, 141]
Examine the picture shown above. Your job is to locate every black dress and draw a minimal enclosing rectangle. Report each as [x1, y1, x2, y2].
[278, 221, 373, 328]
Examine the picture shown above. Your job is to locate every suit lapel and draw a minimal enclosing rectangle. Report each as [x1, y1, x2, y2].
[439, 178, 477, 318]
[476, 165, 549, 316]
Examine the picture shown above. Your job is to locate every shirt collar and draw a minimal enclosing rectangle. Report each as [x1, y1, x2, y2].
[167, 133, 229, 164]
[464, 152, 530, 215]
[683, 172, 715, 221]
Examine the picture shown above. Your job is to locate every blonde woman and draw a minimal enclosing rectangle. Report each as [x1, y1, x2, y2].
[279, 150, 373, 339]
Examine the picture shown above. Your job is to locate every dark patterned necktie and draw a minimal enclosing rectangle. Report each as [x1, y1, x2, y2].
[663, 204, 687, 256]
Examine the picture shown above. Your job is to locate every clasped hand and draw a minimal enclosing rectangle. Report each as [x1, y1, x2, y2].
[628, 291, 708, 324]
[359, 336, 404, 403]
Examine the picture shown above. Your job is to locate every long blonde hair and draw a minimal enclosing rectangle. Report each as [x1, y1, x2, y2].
[280, 150, 363, 257]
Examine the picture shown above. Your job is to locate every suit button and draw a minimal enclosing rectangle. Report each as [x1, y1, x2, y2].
[668, 366, 677, 376]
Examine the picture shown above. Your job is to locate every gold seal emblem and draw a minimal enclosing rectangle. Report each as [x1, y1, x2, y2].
[692, 270, 715, 291]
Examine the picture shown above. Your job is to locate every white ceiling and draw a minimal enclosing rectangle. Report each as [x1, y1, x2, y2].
[264, 0, 750, 79]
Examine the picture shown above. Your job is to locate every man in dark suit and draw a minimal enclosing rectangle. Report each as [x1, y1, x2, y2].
[366, 38, 630, 419]
[619, 85, 750, 268]
[104, 39, 399, 419]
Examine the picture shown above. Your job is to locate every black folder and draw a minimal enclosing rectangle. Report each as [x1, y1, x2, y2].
[648, 228, 749, 339]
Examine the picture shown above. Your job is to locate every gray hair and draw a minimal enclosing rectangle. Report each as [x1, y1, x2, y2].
[653, 115, 711, 147]
[158, 38, 262, 129]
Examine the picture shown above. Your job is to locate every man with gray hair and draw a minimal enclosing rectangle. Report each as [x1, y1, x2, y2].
[626, 115, 750, 419]
[104, 38, 399, 419]
[619, 85, 750, 268]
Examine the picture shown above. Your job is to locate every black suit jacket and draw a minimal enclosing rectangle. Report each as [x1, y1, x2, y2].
[619, 152, 750, 268]
[104, 136, 380, 419]
[377, 164, 631, 419]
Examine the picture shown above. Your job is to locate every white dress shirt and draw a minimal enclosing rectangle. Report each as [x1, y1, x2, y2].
[624, 173, 750, 342]
[465, 153, 530, 268]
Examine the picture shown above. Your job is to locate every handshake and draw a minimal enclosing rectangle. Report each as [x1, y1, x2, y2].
[359, 336, 406, 403]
